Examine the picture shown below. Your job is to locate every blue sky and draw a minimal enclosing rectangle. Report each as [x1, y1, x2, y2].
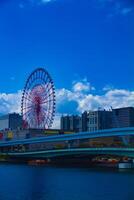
[0, 0, 134, 127]
[0, 0, 133, 92]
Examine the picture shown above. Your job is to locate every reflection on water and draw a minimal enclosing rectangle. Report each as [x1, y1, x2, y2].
[0, 164, 134, 200]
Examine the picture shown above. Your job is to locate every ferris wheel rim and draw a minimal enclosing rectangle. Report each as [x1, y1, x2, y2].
[21, 67, 56, 129]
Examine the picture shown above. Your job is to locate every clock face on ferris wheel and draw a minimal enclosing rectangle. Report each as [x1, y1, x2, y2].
[21, 68, 56, 129]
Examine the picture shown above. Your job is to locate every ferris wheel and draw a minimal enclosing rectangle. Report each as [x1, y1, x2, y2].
[21, 68, 56, 129]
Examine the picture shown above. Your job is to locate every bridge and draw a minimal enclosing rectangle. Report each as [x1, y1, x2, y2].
[2, 148, 134, 159]
[0, 127, 134, 160]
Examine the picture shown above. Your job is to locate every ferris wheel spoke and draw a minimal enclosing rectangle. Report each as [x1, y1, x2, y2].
[23, 95, 33, 103]
[25, 92, 33, 102]
[40, 73, 49, 86]
[41, 80, 53, 97]
[46, 115, 52, 124]
[45, 82, 54, 95]
[40, 82, 50, 97]
[33, 109, 45, 128]
[23, 114, 33, 127]
[36, 117, 43, 128]
[43, 72, 49, 84]
[41, 99, 54, 104]
[47, 118, 53, 128]
[28, 114, 35, 128]
[27, 75, 38, 91]
[23, 110, 36, 124]
[44, 80, 51, 91]
[42, 91, 55, 102]
[41, 106, 53, 115]
[22, 104, 33, 110]
[42, 83, 50, 94]
[26, 77, 34, 91]
[42, 96, 54, 106]
[23, 108, 32, 115]
[42, 108, 53, 118]
[39, 69, 43, 80]
[40, 108, 52, 129]
[29, 111, 39, 125]
[40, 112, 48, 127]
[38, 69, 42, 79]
[39, 82, 49, 96]
[22, 105, 33, 112]
[46, 120, 50, 128]
[42, 112, 51, 128]
[23, 109, 33, 119]
[42, 75, 48, 85]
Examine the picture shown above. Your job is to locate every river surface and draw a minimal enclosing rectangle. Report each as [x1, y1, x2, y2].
[0, 163, 134, 200]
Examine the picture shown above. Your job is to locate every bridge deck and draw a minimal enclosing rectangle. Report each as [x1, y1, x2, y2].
[2, 147, 134, 158]
[0, 127, 134, 147]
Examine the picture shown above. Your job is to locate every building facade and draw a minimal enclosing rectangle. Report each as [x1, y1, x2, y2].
[112, 107, 134, 128]
[61, 107, 134, 132]
[61, 115, 81, 132]
[0, 113, 22, 131]
[60, 115, 70, 131]
[82, 110, 112, 132]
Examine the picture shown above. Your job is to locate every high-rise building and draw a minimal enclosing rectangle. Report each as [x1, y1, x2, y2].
[61, 115, 81, 132]
[60, 107, 134, 133]
[112, 107, 134, 128]
[85, 110, 112, 132]
[80, 111, 88, 132]
[69, 115, 81, 132]
[0, 113, 22, 131]
[60, 115, 70, 131]
[60, 111, 112, 132]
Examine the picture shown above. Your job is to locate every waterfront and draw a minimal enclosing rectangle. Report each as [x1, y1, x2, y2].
[0, 164, 134, 200]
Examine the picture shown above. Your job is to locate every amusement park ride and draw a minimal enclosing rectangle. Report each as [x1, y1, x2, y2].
[21, 68, 56, 130]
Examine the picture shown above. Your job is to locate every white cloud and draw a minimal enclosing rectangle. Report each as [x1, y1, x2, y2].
[0, 91, 22, 114]
[18, 0, 54, 8]
[41, 0, 53, 3]
[73, 82, 89, 93]
[0, 83, 134, 129]
[55, 86, 134, 113]
[103, 84, 114, 91]
[30, 0, 54, 5]
[96, 0, 133, 16]
[72, 79, 95, 93]
[79, 89, 134, 112]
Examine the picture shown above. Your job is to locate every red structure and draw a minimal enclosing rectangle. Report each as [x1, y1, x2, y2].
[21, 68, 56, 129]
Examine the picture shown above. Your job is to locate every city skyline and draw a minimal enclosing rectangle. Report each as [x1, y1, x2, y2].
[0, 0, 133, 128]
[0, 1, 134, 199]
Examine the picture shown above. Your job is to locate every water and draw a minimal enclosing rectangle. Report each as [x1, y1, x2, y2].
[0, 164, 134, 200]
